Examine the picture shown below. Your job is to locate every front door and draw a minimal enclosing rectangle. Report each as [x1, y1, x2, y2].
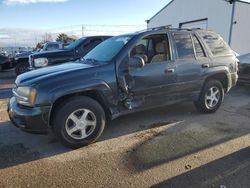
[121, 33, 178, 109]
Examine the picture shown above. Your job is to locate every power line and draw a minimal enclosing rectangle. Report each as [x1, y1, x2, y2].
[47, 24, 146, 31]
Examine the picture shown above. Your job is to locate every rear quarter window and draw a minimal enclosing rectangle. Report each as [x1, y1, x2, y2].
[198, 31, 232, 56]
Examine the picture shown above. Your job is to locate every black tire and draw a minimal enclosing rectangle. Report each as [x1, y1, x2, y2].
[52, 96, 106, 149]
[15, 60, 29, 75]
[194, 80, 224, 113]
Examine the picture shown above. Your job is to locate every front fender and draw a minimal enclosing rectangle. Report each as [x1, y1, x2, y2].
[47, 79, 114, 105]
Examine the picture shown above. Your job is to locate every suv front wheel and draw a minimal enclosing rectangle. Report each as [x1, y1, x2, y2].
[52, 96, 106, 149]
[195, 80, 224, 113]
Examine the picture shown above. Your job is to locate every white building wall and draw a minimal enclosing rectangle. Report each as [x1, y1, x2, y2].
[148, 0, 233, 43]
[231, 2, 250, 54]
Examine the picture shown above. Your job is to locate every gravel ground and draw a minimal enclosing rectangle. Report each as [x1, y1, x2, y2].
[0, 70, 249, 188]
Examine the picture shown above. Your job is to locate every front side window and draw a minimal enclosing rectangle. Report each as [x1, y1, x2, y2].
[173, 33, 195, 59]
[198, 31, 232, 56]
[130, 34, 170, 64]
[84, 35, 132, 62]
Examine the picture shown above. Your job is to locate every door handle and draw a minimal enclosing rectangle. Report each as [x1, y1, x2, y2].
[202, 63, 210, 68]
[165, 69, 175, 73]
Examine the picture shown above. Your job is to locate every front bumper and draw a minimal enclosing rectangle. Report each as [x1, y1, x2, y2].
[8, 97, 51, 133]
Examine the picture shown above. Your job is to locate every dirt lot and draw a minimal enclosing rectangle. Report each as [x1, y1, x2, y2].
[0, 70, 249, 188]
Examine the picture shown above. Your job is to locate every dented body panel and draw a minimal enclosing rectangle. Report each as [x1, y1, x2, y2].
[8, 28, 238, 132]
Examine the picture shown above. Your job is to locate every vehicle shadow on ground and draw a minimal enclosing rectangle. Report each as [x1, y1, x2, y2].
[151, 147, 250, 188]
[124, 86, 250, 172]
[0, 102, 199, 169]
[0, 70, 15, 99]
[126, 119, 249, 172]
[0, 88, 12, 99]
[0, 86, 249, 171]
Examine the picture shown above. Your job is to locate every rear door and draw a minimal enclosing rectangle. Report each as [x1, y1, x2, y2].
[171, 31, 210, 97]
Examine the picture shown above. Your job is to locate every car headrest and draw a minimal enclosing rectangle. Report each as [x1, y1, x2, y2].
[134, 44, 146, 54]
[156, 41, 168, 54]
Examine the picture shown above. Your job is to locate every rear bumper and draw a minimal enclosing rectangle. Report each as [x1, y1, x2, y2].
[8, 97, 51, 133]
[227, 72, 238, 92]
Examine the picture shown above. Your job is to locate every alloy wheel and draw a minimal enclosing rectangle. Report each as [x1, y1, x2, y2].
[65, 108, 96, 140]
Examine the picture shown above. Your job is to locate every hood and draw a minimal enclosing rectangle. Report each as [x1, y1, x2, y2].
[31, 49, 72, 58]
[16, 62, 93, 86]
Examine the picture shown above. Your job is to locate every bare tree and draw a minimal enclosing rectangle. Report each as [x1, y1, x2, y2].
[42, 33, 53, 43]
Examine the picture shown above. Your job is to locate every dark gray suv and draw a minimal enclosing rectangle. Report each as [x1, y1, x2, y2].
[8, 27, 238, 148]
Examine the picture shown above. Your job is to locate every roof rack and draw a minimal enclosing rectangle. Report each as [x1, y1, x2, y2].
[138, 26, 203, 33]
[150, 25, 171, 30]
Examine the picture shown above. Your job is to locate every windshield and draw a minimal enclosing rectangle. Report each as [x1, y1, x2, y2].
[84, 35, 133, 62]
[66, 38, 86, 49]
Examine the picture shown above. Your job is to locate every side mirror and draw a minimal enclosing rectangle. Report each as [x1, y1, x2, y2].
[128, 56, 145, 69]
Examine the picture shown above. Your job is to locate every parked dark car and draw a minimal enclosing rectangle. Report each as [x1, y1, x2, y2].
[238, 53, 250, 84]
[14, 51, 36, 75]
[40, 41, 68, 52]
[0, 54, 16, 71]
[8, 27, 238, 148]
[22, 36, 110, 75]
[14, 42, 70, 75]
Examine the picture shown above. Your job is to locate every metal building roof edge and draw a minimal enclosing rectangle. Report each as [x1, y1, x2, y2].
[148, 0, 175, 23]
[148, 0, 250, 23]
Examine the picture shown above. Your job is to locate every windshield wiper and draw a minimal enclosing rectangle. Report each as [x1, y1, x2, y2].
[79, 58, 98, 65]
[86, 58, 98, 62]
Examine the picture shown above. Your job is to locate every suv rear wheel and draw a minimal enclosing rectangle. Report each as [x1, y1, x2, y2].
[52, 96, 106, 149]
[194, 80, 224, 113]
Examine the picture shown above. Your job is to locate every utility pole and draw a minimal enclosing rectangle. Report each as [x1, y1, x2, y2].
[228, 0, 236, 46]
[82, 25, 85, 37]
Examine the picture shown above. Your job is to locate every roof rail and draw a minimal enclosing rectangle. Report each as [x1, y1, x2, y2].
[150, 25, 171, 30]
[138, 26, 203, 33]
[136, 26, 170, 33]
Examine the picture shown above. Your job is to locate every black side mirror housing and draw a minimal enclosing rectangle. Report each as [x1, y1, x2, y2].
[128, 56, 145, 69]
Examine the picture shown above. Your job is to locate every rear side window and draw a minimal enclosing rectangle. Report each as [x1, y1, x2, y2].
[46, 44, 59, 51]
[192, 35, 206, 58]
[173, 33, 195, 59]
[198, 31, 232, 56]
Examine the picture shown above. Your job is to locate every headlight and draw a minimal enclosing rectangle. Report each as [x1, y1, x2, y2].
[34, 58, 48, 67]
[13, 86, 37, 107]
